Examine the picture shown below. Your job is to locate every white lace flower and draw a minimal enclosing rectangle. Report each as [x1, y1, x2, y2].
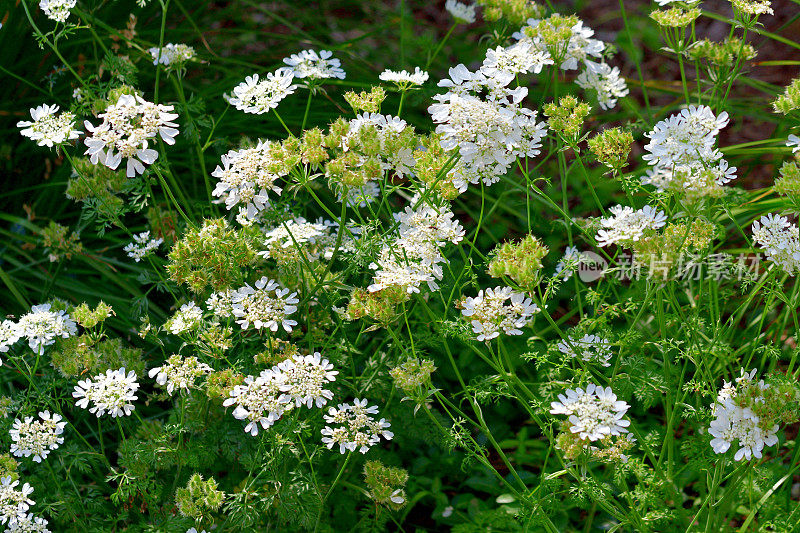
[550, 383, 630, 441]
[576, 61, 629, 110]
[445, 0, 476, 24]
[276, 352, 338, 408]
[595, 204, 667, 247]
[227, 69, 297, 114]
[0, 477, 35, 525]
[379, 67, 429, 87]
[15, 303, 77, 354]
[321, 399, 393, 453]
[557, 333, 613, 367]
[123, 231, 163, 262]
[6, 513, 51, 532]
[460, 286, 539, 341]
[72, 368, 139, 418]
[0, 320, 22, 355]
[231, 277, 299, 332]
[17, 104, 81, 148]
[513, 14, 605, 71]
[165, 302, 203, 335]
[9, 411, 66, 463]
[283, 49, 345, 80]
[223, 369, 290, 436]
[149, 354, 213, 395]
[751, 214, 800, 275]
[84, 93, 179, 177]
[39, 0, 76, 22]
[148, 43, 196, 67]
[481, 41, 553, 78]
[787, 134, 800, 153]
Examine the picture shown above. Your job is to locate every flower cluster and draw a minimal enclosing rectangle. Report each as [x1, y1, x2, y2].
[429, 65, 547, 190]
[283, 49, 345, 81]
[149, 355, 213, 395]
[709, 369, 780, 461]
[259, 217, 357, 264]
[513, 13, 603, 71]
[148, 43, 196, 68]
[550, 384, 630, 441]
[39, 0, 76, 22]
[0, 304, 78, 355]
[321, 399, 393, 454]
[165, 302, 203, 335]
[389, 358, 436, 394]
[17, 104, 81, 148]
[84, 93, 179, 177]
[595, 204, 667, 248]
[751, 214, 800, 275]
[575, 61, 629, 111]
[379, 67, 429, 87]
[227, 70, 297, 115]
[224, 353, 338, 435]
[445, 0, 477, 23]
[481, 41, 553, 78]
[641, 105, 735, 196]
[0, 477, 35, 525]
[123, 231, 163, 262]
[72, 368, 140, 418]
[6, 513, 51, 532]
[557, 333, 613, 367]
[230, 277, 299, 332]
[368, 203, 464, 294]
[9, 412, 66, 463]
[459, 286, 539, 341]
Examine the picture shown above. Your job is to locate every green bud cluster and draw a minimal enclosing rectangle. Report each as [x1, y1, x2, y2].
[344, 86, 386, 114]
[167, 218, 258, 293]
[543, 96, 590, 144]
[772, 78, 800, 115]
[415, 135, 461, 200]
[345, 286, 409, 325]
[688, 37, 756, 68]
[775, 161, 800, 197]
[487, 234, 549, 290]
[649, 7, 700, 28]
[363, 460, 409, 510]
[176, 473, 225, 521]
[588, 127, 634, 173]
[632, 218, 716, 273]
[389, 358, 437, 394]
[50, 336, 146, 378]
[71, 301, 114, 329]
[0, 454, 19, 482]
[520, 14, 579, 66]
[476, 0, 545, 26]
[41, 221, 83, 262]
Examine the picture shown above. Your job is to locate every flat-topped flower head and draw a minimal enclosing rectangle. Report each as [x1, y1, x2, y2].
[72, 368, 139, 418]
[165, 302, 203, 335]
[321, 398, 393, 453]
[223, 369, 290, 435]
[227, 69, 297, 114]
[481, 41, 553, 78]
[124, 231, 163, 262]
[6, 513, 51, 532]
[576, 62, 629, 110]
[513, 14, 604, 71]
[148, 43, 196, 68]
[231, 277, 299, 332]
[9, 411, 67, 463]
[276, 352, 338, 408]
[149, 354, 213, 395]
[459, 286, 539, 341]
[15, 303, 77, 354]
[751, 214, 800, 275]
[445, 0, 477, 23]
[17, 104, 81, 148]
[550, 383, 630, 441]
[39, 0, 76, 22]
[283, 49, 345, 81]
[595, 204, 667, 247]
[0, 477, 35, 525]
[84, 93, 179, 177]
[379, 67, 429, 88]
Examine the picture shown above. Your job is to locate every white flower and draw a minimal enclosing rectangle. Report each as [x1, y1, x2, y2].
[84, 93, 179, 177]
[231, 277, 299, 332]
[460, 286, 539, 341]
[576, 61, 629, 110]
[227, 69, 297, 114]
[72, 368, 139, 418]
[276, 352, 338, 408]
[15, 303, 77, 354]
[0, 477, 35, 525]
[554, 246, 583, 281]
[211, 140, 286, 220]
[223, 369, 290, 436]
[481, 41, 553, 78]
[787, 134, 800, 153]
[149, 354, 212, 395]
[6, 513, 51, 532]
[708, 368, 780, 461]
[39, 0, 76, 22]
[206, 289, 236, 317]
[321, 398, 393, 453]
[123, 231, 163, 262]
[17, 104, 81, 148]
[165, 302, 203, 335]
[550, 383, 630, 441]
[595, 204, 667, 247]
[751, 214, 800, 275]
[445, 0, 476, 24]
[0, 320, 22, 355]
[283, 49, 345, 80]
[148, 43, 196, 67]
[513, 15, 605, 71]
[557, 333, 613, 367]
[9, 411, 66, 463]
[379, 67, 429, 87]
